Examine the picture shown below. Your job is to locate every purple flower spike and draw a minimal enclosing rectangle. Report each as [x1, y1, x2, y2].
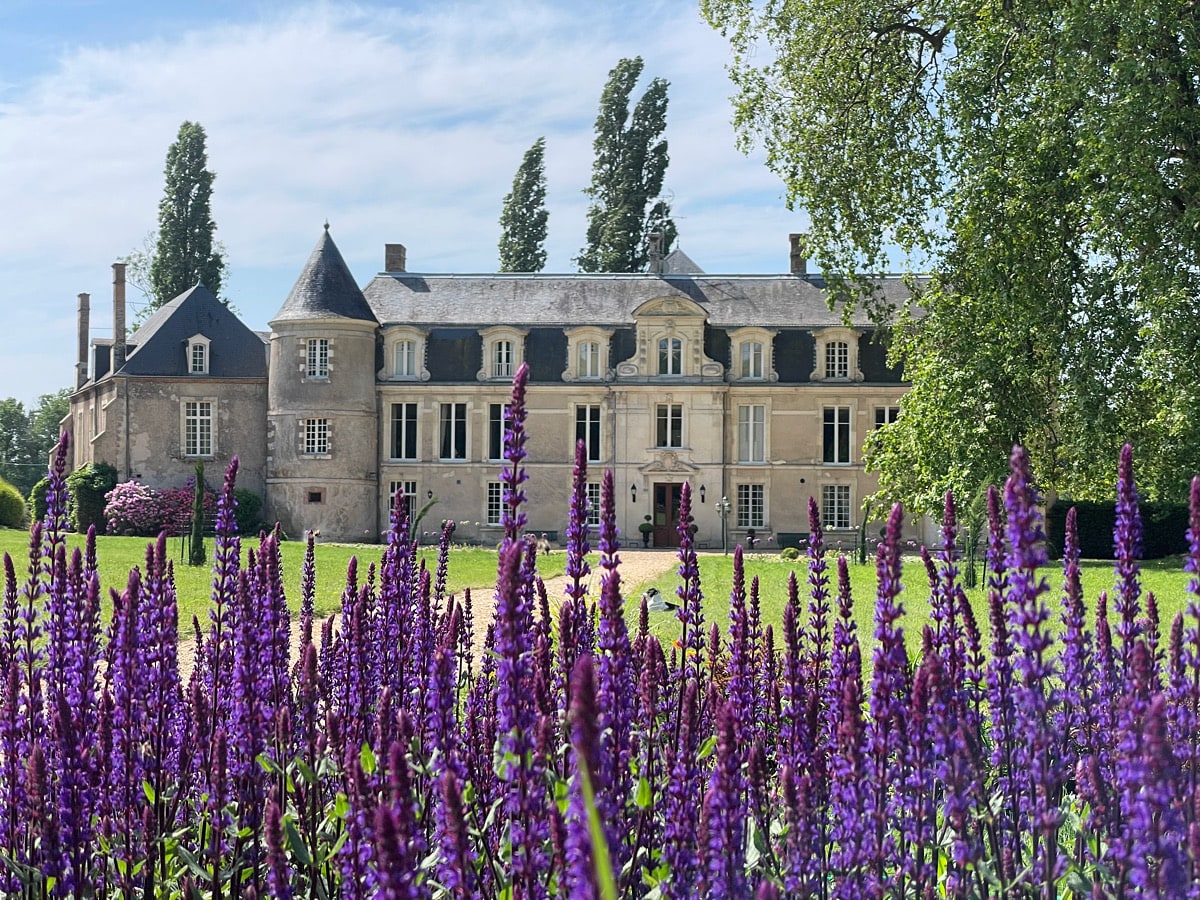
[1113, 443, 1143, 670]
[673, 482, 706, 686]
[565, 440, 592, 603]
[500, 361, 531, 543]
[701, 701, 749, 900]
[565, 653, 602, 900]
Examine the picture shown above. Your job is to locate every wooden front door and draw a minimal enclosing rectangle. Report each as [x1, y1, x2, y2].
[653, 483, 682, 548]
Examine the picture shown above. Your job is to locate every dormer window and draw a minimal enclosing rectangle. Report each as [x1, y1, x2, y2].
[477, 326, 527, 381]
[382, 327, 429, 381]
[728, 327, 778, 382]
[658, 337, 683, 376]
[563, 326, 612, 382]
[187, 335, 211, 375]
[811, 327, 863, 382]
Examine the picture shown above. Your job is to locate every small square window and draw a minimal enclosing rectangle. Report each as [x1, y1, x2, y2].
[307, 489, 325, 504]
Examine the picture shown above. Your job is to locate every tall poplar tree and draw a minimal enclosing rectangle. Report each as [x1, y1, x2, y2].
[147, 121, 226, 308]
[498, 138, 549, 272]
[577, 57, 676, 273]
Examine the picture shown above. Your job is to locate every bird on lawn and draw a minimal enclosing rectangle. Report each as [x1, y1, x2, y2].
[643, 586, 677, 612]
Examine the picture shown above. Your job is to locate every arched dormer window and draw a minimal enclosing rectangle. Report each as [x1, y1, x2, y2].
[562, 326, 613, 382]
[477, 326, 527, 382]
[186, 334, 211, 375]
[811, 327, 863, 382]
[727, 327, 779, 382]
[382, 326, 430, 381]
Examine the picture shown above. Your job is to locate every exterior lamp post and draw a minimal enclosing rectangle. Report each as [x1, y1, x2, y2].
[716, 496, 731, 555]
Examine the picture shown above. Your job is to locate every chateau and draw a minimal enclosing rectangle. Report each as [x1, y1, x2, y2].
[67, 228, 911, 549]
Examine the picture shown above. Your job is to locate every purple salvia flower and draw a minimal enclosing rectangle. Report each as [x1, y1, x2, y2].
[1124, 694, 1189, 896]
[660, 678, 703, 900]
[778, 585, 808, 779]
[727, 545, 756, 754]
[673, 482, 705, 681]
[299, 529, 316, 650]
[565, 654, 602, 900]
[266, 798, 293, 900]
[1057, 506, 1096, 769]
[565, 439, 592, 604]
[370, 741, 428, 900]
[436, 769, 477, 899]
[205, 457, 241, 730]
[829, 657, 869, 898]
[1004, 445, 1064, 887]
[897, 649, 938, 894]
[434, 518, 455, 607]
[1177, 476, 1200, 801]
[500, 361, 531, 544]
[1113, 443, 1144, 670]
[867, 503, 908, 893]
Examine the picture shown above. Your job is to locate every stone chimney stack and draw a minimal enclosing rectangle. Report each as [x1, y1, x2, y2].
[112, 263, 127, 371]
[789, 233, 808, 275]
[647, 232, 664, 275]
[76, 293, 90, 389]
[385, 243, 407, 273]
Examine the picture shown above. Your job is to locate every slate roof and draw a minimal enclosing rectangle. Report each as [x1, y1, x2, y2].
[271, 226, 378, 324]
[118, 284, 268, 378]
[663, 248, 704, 275]
[362, 272, 913, 329]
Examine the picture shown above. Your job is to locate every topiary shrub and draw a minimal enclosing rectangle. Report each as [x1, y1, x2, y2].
[28, 477, 50, 523]
[779, 546, 801, 561]
[233, 488, 263, 536]
[0, 478, 26, 528]
[67, 461, 118, 534]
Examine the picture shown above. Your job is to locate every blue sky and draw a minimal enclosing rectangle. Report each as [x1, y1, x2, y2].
[1, 0, 810, 407]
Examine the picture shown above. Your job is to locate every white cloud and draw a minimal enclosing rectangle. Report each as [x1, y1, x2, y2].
[0, 0, 805, 409]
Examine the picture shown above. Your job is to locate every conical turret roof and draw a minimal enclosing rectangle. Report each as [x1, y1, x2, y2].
[271, 226, 378, 324]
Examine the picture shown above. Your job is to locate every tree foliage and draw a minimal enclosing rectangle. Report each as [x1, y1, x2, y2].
[499, 137, 549, 272]
[146, 121, 226, 311]
[0, 390, 70, 498]
[577, 57, 677, 273]
[704, 0, 1200, 511]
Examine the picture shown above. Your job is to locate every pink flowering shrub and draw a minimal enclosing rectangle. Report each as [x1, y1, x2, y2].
[104, 481, 165, 536]
[159, 483, 217, 536]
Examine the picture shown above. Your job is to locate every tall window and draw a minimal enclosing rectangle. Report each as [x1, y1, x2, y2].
[656, 404, 683, 448]
[825, 341, 849, 379]
[737, 484, 764, 528]
[183, 401, 213, 457]
[487, 481, 503, 526]
[306, 338, 329, 378]
[303, 418, 329, 455]
[875, 406, 901, 428]
[737, 405, 765, 463]
[586, 482, 601, 527]
[489, 403, 510, 461]
[823, 406, 851, 464]
[493, 340, 514, 378]
[740, 341, 764, 379]
[389, 480, 417, 522]
[578, 341, 601, 378]
[822, 485, 852, 530]
[394, 340, 416, 377]
[658, 337, 682, 375]
[390, 402, 417, 459]
[190, 342, 208, 374]
[576, 405, 602, 462]
[440, 403, 467, 460]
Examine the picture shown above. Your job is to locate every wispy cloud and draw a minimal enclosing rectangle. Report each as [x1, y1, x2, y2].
[0, 0, 806, 407]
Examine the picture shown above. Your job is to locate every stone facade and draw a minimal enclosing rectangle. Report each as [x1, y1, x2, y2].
[68, 229, 914, 548]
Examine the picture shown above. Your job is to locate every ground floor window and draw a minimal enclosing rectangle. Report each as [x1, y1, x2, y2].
[389, 480, 417, 523]
[737, 483, 764, 529]
[487, 481, 503, 526]
[586, 482, 601, 527]
[822, 484, 852, 530]
[183, 400, 213, 457]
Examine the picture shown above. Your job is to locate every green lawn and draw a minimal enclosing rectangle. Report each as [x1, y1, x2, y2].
[0, 527, 566, 634]
[636, 551, 1197, 659]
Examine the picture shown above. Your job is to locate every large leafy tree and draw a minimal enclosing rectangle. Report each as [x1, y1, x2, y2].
[142, 121, 226, 310]
[704, 0, 1200, 511]
[577, 57, 677, 273]
[499, 138, 549, 272]
[0, 390, 71, 497]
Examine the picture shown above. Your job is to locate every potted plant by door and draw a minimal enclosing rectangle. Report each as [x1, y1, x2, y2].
[638, 515, 654, 548]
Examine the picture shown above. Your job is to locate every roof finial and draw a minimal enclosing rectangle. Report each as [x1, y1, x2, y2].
[324, 220, 330, 232]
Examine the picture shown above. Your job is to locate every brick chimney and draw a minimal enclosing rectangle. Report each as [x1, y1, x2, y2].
[647, 232, 664, 275]
[385, 243, 407, 273]
[112, 262, 127, 371]
[76, 293, 90, 389]
[789, 233, 808, 275]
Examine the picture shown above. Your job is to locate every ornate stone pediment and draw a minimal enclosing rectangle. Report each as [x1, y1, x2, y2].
[638, 451, 700, 474]
[631, 294, 707, 320]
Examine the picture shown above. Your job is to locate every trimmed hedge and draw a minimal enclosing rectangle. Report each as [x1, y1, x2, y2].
[0, 478, 25, 528]
[1045, 499, 1189, 559]
[67, 462, 118, 534]
[28, 477, 50, 523]
[233, 488, 263, 537]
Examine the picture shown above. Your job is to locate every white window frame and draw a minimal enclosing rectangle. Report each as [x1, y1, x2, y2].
[586, 482, 601, 527]
[439, 402, 468, 461]
[187, 335, 210, 375]
[486, 481, 503, 526]
[823, 406, 852, 465]
[822, 484, 852, 530]
[579, 341, 601, 378]
[306, 338, 330, 379]
[728, 327, 778, 382]
[493, 340, 514, 378]
[737, 484, 765, 529]
[658, 337, 683, 376]
[389, 480, 418, 523]
[302, 418, 330, 456]
[488, 403, 510, 462]
[825, 341, 849, 380]
[576, 404, 602, 463]
[875, 405, 901, 428]
[562, 326, 613, 382]
[655, 403, 683, 449]
[383, 326, 429, 381]
[737, 404, 766, 463]
[740, 341, 763, 379]
[389, 402, 418, 460]
[394, 340, 416, 377]
[182, 399, 214, 458]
